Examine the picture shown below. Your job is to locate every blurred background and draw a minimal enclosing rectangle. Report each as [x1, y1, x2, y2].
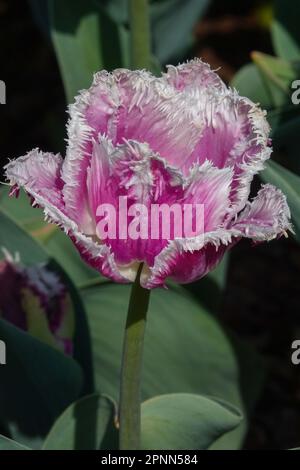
[0, 0, 300, 450]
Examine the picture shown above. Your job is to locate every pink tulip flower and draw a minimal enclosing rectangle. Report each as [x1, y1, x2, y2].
[5, 60, 291, 288]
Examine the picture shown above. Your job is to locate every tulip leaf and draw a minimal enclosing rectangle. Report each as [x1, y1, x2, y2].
[48, 0, 129, 103]
[273, 0, 300, 60]
[0, 434, 30, 450]
[42, 394, 118, 450]
[271, 20, 300, 61]
[83, 283, 264, 449]
[0, 318, 83, 440]
[45, 230, 98, 286]
[231, 59, 300, 151]
[150, 0, 210, 63]
[251, 52, 297, 108]
[0, 209, 47, 265]
[231, 63, 272, 109]
[261, 160, 300, 242]
[141, 393, 242, 450]
[232, 53, 297, 109]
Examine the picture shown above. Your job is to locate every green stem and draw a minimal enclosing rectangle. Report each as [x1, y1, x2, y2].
[119, 264, 151, 450]
[129, 0, 151, 69]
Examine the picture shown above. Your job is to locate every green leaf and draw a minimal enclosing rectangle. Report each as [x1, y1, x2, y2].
[141, 393, 242, 450]
[0, 318, 83, 438]
[42, 394, 118, 450]
[83, 282, 263, 449]
[151, 0, 210, 63]
[231, 63, 272, 109]
[48, 0, 129, 103]
[0, 187, 44, 228]
[0, 434, 30, 450]
[231, 61, 299, 142]
[251, 52, 296, 107]
[271, 20, 300, 61]
[45, 230, 97, 287]
[261, 160, 300, 242]
[0, 209, 46, 265]
[274, 0, 300, 60]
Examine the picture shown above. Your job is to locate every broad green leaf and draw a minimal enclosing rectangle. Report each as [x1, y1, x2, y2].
[231, 63, 272, 109]
[0, 187, 55, 243]
[0, 318, 83, 438]
[261, 160, 300, 242]
[274, 0, 300, 59]
[0, 434, 30, 450]
[251, 52, 296, 107]
[231, 62, 299, 141]
[42, 394, 118, 450]
[45, 230, 97, 287]
[141, 393, 242, 450]
[0, 209, 46, 265]
[83, 283, 263, 449]
[271, 20, 300, 61]
[49, 0, 129, 103]
[0, 187, 44, 227]
[151, 0, 210, 63]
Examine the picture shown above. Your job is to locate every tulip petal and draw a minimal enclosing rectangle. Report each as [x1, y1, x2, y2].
[180, 91, 271, 212]
[231, 184, 292, 241]
[5, 150, 128, 284]
[5, 149, 64, 210]
[62, 71, 120, 223]
[164, 58, 226, 92]
[145, 184, 291, 288]
[112, 69, 202, 167]
[144, 230, 236, 288]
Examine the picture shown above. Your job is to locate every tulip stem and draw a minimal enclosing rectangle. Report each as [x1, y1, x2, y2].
[119, 264, 150, 450]
[129, 0, 151, 69]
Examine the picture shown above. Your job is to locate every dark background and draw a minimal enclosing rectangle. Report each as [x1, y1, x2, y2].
[0, 0, 299, 449]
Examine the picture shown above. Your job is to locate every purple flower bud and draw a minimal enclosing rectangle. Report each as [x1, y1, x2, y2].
[0, 254, 74, 355]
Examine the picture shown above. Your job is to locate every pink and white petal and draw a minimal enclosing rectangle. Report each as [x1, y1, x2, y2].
[90, 139, 185, 268]
[163, 58, 226, 92]
[113, 69, 202, 168]
[231, 184, 292, 241]
[225, 99, 271, 213]
[183, 161, 233, 231]
[181, 91, 271, 211]
[61, 71, 120, 223]
[6, 176, 128, 284]
[143, 229, 238, 288]
[5, 149, 64, 210]
[86, 136, 115, 223]
[69, 234, 129, 284]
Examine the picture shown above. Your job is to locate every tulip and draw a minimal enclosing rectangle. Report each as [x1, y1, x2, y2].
[4, 60, 291, 289]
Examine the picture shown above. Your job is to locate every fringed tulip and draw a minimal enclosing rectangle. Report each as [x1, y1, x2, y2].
[5, 60, 291, 288]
